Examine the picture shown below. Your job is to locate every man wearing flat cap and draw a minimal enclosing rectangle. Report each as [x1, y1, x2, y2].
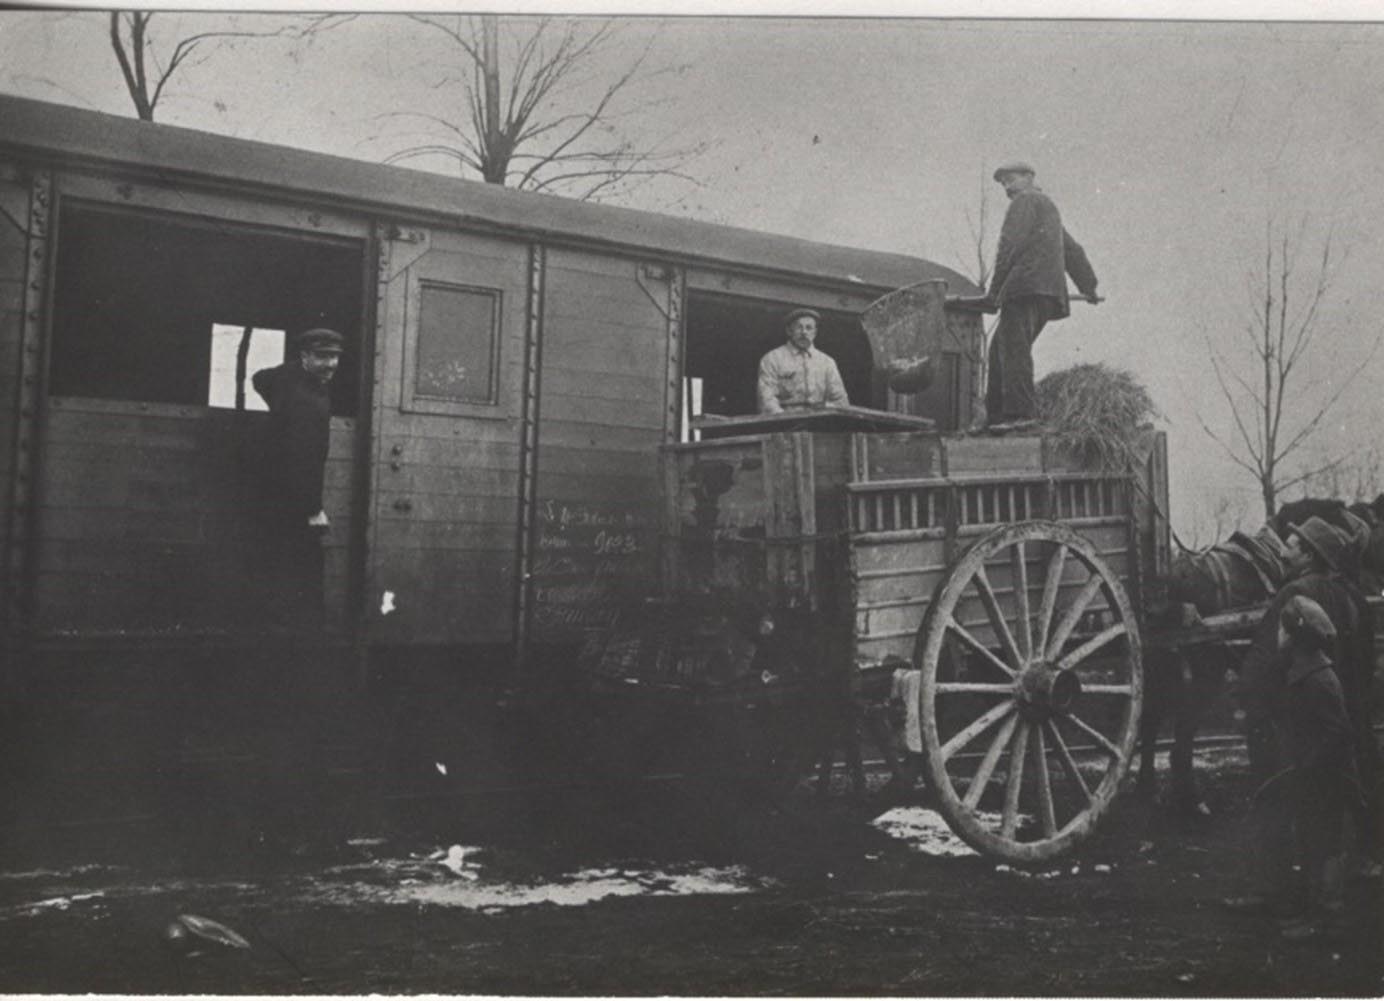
[251, 327, 345, 626]
[757, 307, 850, 414]
[985, 162, 1099, 428]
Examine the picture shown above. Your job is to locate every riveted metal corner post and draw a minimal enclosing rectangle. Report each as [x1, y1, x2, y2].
[513, 243, 546, 677]
[663, 265, 685, 445]
[4, 169, 52, 645]
[361, 222, 394, 645]
[656, 265, 686, 606]
[342, 225, 384, 674]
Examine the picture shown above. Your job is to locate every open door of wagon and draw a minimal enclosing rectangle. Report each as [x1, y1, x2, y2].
[365, 224, 530, 648]
[25, 173, 370, 640]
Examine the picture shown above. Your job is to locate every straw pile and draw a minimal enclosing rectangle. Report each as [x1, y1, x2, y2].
[1036, 363, 1161, 471]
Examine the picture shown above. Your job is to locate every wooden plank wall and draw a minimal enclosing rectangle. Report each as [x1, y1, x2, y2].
[368, 229, 528, 646]
[31, 404, 356, 635]
[0, 165, 30, 630]
[530, 247, 673, 642]
[848, 461, 1135, 669]
[852, 527, 1133, 669]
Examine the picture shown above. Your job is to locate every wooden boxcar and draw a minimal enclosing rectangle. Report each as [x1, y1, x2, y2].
[0, 95, 992, 830]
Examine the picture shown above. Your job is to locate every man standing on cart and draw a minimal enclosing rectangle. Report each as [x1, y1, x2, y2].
[984, 162, 1100, 430]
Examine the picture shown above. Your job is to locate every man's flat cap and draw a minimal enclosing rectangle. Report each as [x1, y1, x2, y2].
[1280, 594, 1337, 646]
[293, 328, 345, 354]
[992, 161, 1036, 181]
[783, 307, 821, 329]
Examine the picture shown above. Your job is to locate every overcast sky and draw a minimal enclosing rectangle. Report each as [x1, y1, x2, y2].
[2, 10, 1382, 540]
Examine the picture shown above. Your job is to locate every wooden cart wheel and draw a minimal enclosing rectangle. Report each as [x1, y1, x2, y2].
[914, 521, 1142, 861]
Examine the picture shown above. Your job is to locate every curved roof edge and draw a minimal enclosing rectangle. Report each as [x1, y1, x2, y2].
[0, 94, 979, 296]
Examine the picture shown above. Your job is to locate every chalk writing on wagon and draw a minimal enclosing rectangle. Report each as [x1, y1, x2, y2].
[531, 501, 655, 632]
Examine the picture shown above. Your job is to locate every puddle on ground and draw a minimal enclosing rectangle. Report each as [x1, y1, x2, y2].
[307, 849, 771, 911]
[0, 864, 125, 883]
[871, 806, 979, 857]
[0, 847, 773, 919]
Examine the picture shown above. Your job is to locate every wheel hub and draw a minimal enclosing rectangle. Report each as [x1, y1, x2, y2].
[1015, 661, 1081, 718]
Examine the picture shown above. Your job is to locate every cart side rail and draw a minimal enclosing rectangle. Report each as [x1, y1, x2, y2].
[847, 470, 1140, 671]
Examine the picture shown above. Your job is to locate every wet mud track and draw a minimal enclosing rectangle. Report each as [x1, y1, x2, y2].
[0, 748, 1380, 996]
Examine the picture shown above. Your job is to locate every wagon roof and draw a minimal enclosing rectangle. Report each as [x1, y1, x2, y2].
[0, 94, 978, 296]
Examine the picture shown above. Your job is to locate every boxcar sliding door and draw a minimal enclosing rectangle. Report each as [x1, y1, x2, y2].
[366, 225, 529, 647]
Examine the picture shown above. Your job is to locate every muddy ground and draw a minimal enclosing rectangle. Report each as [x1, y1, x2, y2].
[0, 746, 1380, 997]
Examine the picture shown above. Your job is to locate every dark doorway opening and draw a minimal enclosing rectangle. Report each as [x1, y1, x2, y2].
[49, 201, 365, 415]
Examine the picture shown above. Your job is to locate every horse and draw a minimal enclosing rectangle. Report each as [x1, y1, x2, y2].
[1137, 524, 1290, 814]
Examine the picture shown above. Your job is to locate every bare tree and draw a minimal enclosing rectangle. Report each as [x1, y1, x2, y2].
[952, 167, 1000, 423]
[360, 15, 706, 201]
[108, 11, 294, 121]
[959, 167, 997, 292]
[1195, 214, 1379, 519]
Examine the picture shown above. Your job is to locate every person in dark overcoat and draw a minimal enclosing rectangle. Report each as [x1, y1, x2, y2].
[1270, 596, 1362, 939]
[247, 328, 346, 855]
[984, 162, 1099, 428]
[250, 327, 343, 630]
[1236, 516, 1379, 875]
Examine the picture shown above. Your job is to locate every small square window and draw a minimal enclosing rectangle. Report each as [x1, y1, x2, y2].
[415, 283, 500, 405]
[208, 324, 285, 411]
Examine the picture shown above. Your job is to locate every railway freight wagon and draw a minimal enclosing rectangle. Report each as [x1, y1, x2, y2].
[0, 95, 985, 832]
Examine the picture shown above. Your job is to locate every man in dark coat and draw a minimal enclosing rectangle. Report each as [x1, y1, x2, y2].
[1238, 595, 1363, 939]
[251, 328, 344, 629]
[247, 328, 347, 854]
[1236, 516, 1378, 873]
[985, 162, 1099, 428]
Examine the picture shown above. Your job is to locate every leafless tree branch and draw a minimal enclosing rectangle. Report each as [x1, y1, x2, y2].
[107, 10, 298, 122]
[371, 15, 707, 201]
[1197, 211, 1371, 517]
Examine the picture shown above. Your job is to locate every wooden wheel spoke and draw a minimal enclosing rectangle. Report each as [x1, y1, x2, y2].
[1045, 573, 1104, 661]
[940, 700, 1015, 762]
[973, 565, 1025, 670]
[1054, 623, 1127, 672]
[1001, 720, 1030, 839]
[1033, 723, 1058, 837]
[935, 682, 1015, 695]
[1064, 711, 1125, 762]
[1012, 541, 1032, 660]
[945, 617, 1017, 679]
[1035, 543, 1067, 657]
[1045, 720, 1092, 804]
[963, 713, 1018, 810]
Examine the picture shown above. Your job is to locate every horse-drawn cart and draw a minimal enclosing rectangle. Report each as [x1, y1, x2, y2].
[580, 406, 1172, 861]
